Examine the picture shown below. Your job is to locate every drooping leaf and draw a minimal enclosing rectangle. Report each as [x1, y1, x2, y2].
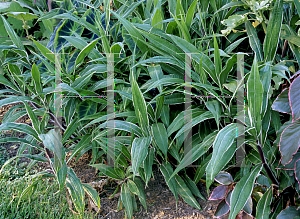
[229, 165, 262, 219]
[289, 75, 300, 121]
[131, 137, 151, 178]
[279, 121, 300, 165]
[256, 187, 272, 219]
[263, 0, 283, 62]
[206, 123, 245, 190]
[121, 183, 133, 219]
[271, 88, 291, 114]
[151, 123, 168, 159]
[175, 175, 201, 210]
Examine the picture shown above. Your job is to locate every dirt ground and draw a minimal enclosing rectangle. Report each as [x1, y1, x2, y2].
[0, 104, 219, 219]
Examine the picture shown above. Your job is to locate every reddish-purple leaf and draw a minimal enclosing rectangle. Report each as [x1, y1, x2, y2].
[279, 121, 300, 165]
[289, 75, 300, 121]
[215, 171, 234, 185]
[272, 88, 291, 114]
[215, 199, 230, 218]
[277, 206, 300, 219]
[295, 158, 300, 190]
[226, 190, 232, 206]
[209, 185, 228, 200]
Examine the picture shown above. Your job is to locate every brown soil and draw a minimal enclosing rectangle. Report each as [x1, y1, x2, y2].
[0, 104, 219, 219]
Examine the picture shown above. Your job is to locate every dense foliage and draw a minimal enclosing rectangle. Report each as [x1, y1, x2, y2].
[1, 0, 300, 218]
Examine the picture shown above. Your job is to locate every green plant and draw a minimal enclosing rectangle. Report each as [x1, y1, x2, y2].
[1, 0, 300, 218]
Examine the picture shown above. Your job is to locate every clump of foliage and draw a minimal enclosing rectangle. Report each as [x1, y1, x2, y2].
[0, 0, 300, 218]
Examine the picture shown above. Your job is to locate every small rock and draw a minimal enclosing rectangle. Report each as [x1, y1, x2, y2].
[147, 192, 150, 196]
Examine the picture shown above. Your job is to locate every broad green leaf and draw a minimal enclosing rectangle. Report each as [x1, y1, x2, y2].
[151, 123, 168, 159]
[256, 187, 272, 219]
[111, 11, 146, 54]
[23, 102, 41, 134]
[245, 20, 263, 62]
[175, 175, 201, 210]
[39, 129, 65, 169]
[160, 162, 178, 204]
[229, 165, 262, 219]
[271, 88, 291, 114]
[183, 174, 205, 200]
[213, 34, 222, 78]
[0, 122, 40, 141]
[67, 135, 92, 163]
[144, 148, 155, 186]
[247, 58, 263, 136]
[263, 0, 283, 62]
[128, 179, 147, 210]
[131, 72, 149, 135]
[57, 165, 67, 191]
[206, 123, 245, 190]
[1, 15, 24, 50]
[33, 40, 55, 63]
[131, 137, 151, 178]
[75, 38, 100, 68]
[99, 120, 143, 137]
[185, 0, 197, 29]
[152, 9, 163, 30]
[205, 100, 221, 129]
[168, 34, 217, 84]
[91, 164, 123, 180]
[6, 12, 38, 21]
[171, 131, 217, 178]
[31, 63, 42, 94]
[77, 100, 97, 120]
[121, 183, 133, 219]
[82, 183, 101, 210]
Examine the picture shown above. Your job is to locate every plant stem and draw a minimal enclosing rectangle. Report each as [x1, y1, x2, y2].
[257, 144, 279, 187]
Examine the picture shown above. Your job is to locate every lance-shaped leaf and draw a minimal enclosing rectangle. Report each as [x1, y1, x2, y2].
[131, 72, 149, 135]
[256, 187, 272, 219]
[271, 88, 291, 114]
[0, 122, 40, 141]
[39, 129, 65, 169]
[121, 183, 133, 219]
[171, 131, 217, 178]
[82, 183, 101, 211]
[23, 102, 41, 134]
[91, 164, 123, 180]
[263, 0, 283, 62]
[1, 15, 24, 50]
[247, 58, 263, 136]
[75, 38, 100, 68]
[31, 63, 42, 95]
[279, 121, 300, 165]
[33, 40, 55, 63]
[160, 162, 178, 204]
[206, 123, 245, 190]
[131, 137, 151, 178]
[229, 165, 262, 219]
[289, 75, 300, 121]
[127, 178, 147, 210]
[245, 20, 263, 62]
[111, 11, 146, 54]
[151, 123, 168, 159]
[175, 175, 201, 210]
